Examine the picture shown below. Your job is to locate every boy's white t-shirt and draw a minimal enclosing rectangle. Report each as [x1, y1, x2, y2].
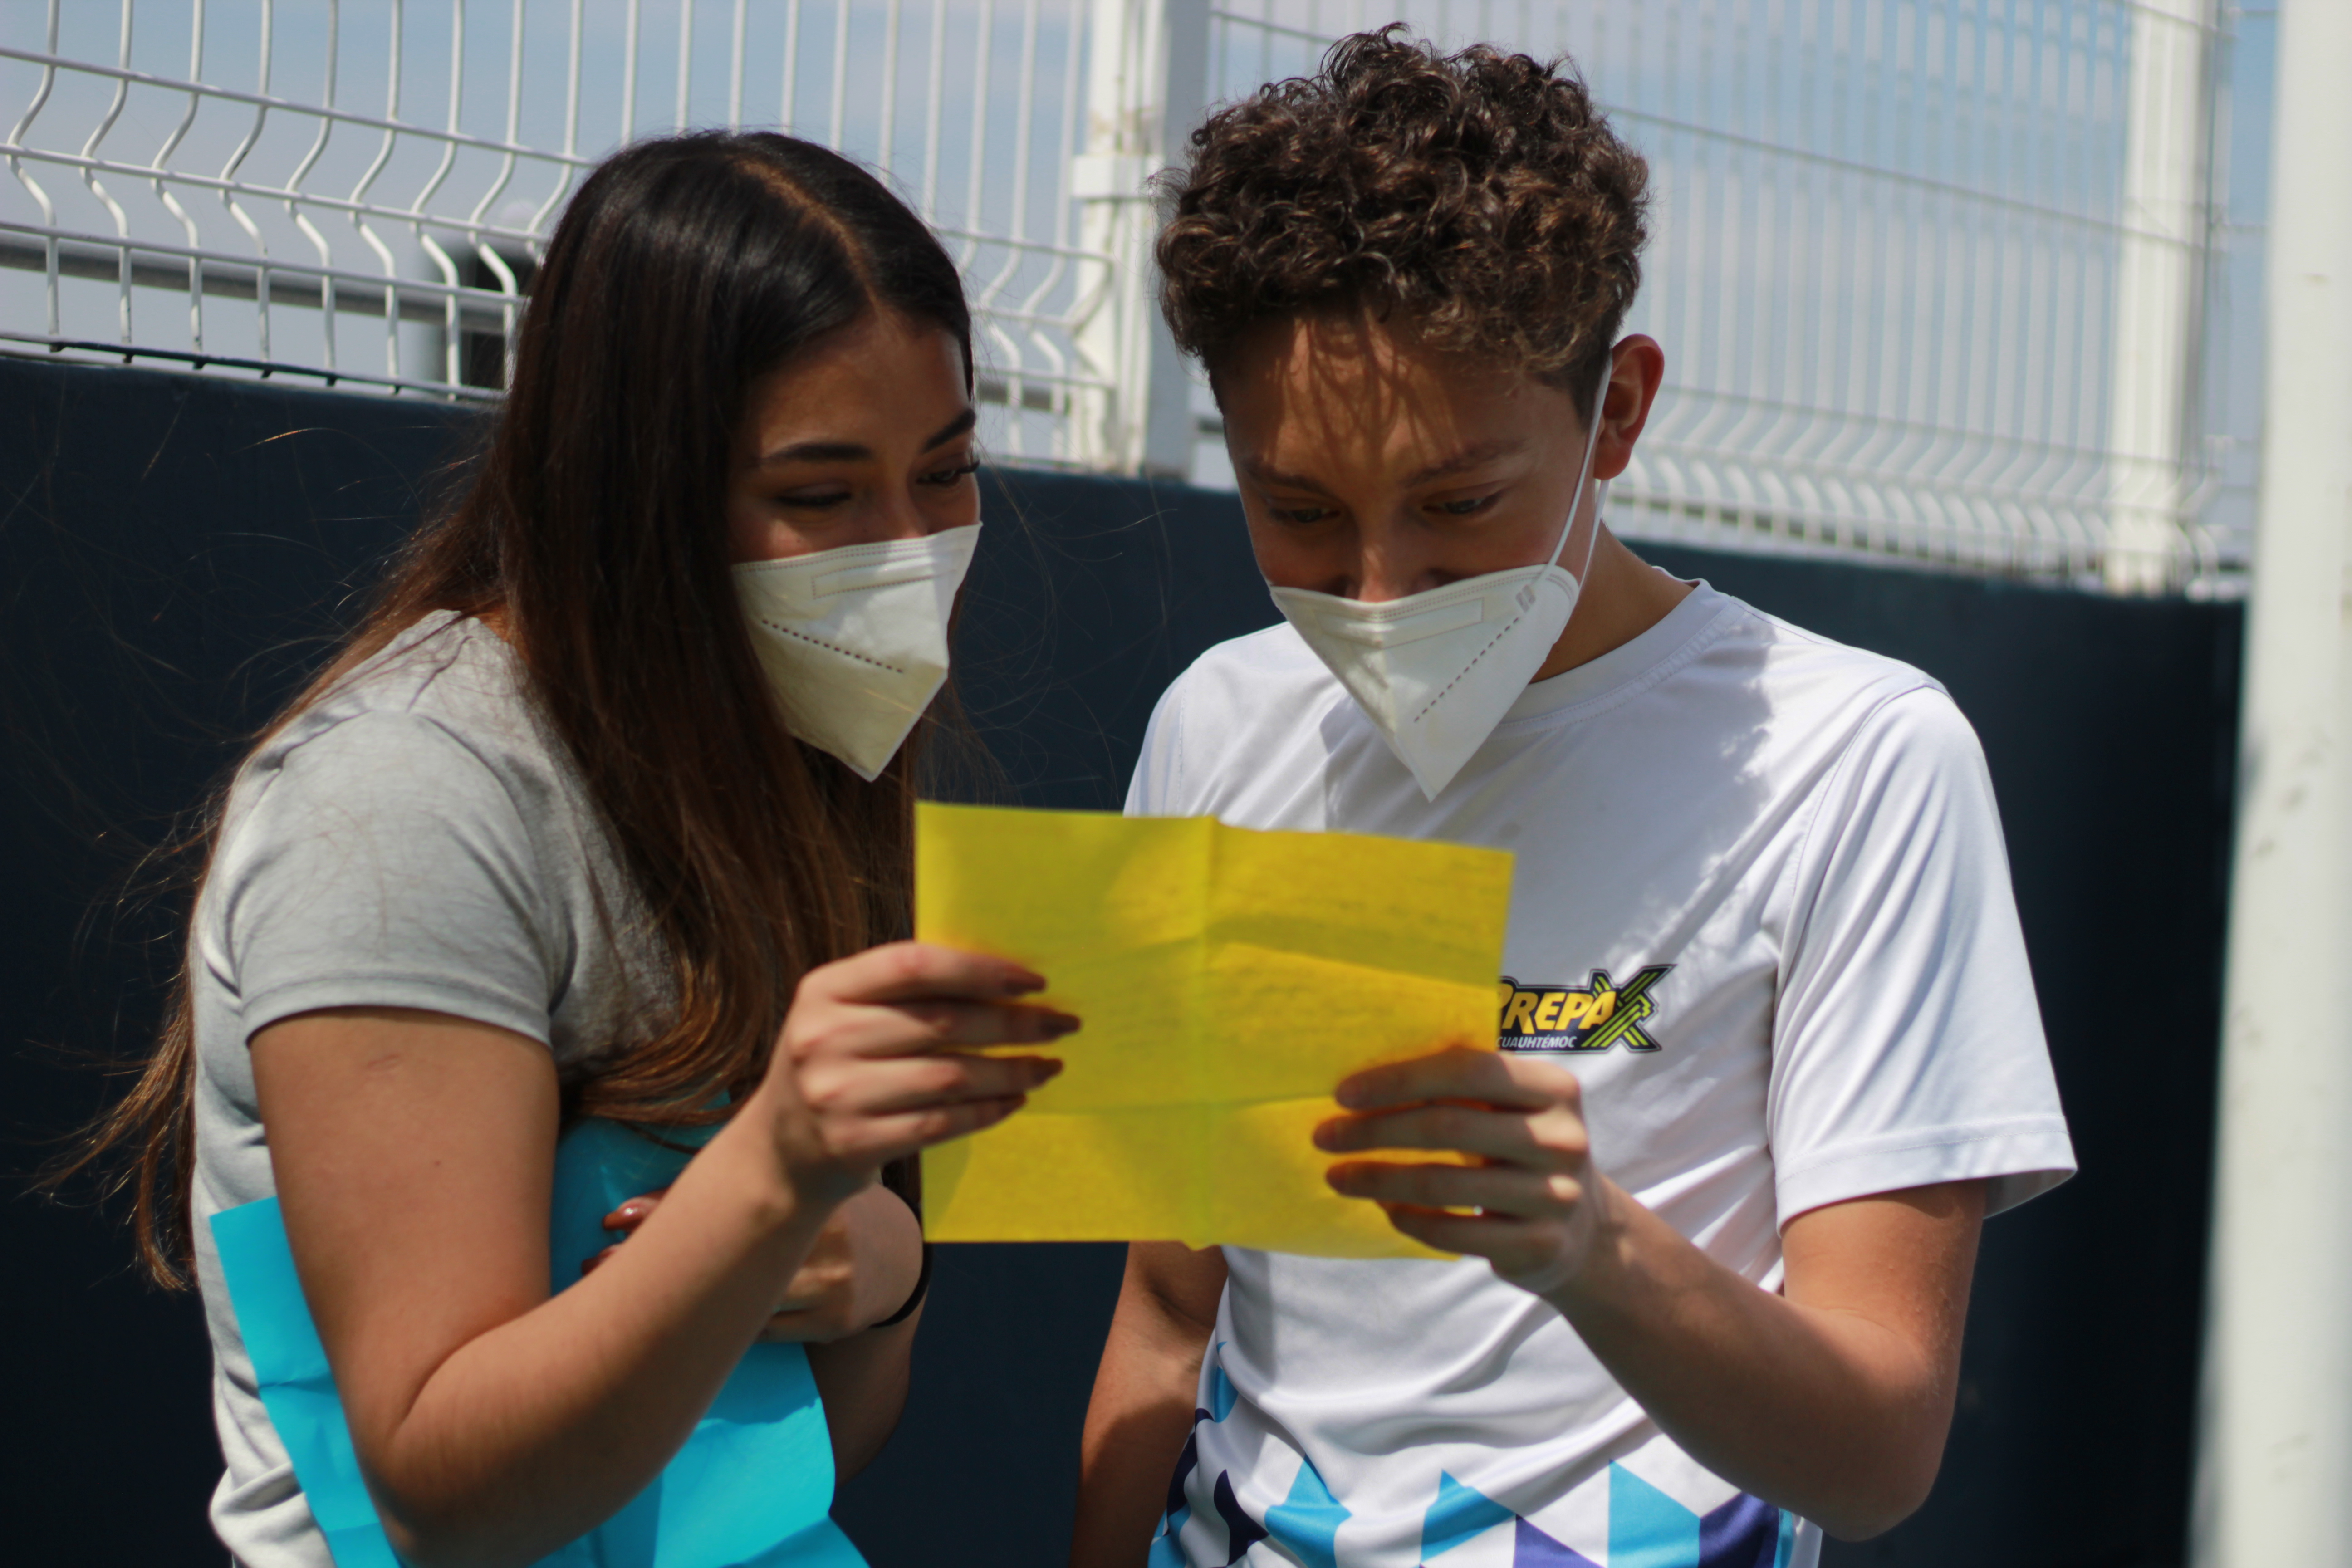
[1123, 580, 2075, 1568]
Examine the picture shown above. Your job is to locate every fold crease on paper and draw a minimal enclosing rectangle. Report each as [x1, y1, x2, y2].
[916, 803, 1513, 1259]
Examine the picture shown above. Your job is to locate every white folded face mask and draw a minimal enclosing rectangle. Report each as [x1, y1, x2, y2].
[730, 521, 981, 780]
[1268, 358, 1614, 801]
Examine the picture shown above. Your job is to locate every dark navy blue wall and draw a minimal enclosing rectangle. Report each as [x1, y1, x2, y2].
[2, 357, 2232, 1567]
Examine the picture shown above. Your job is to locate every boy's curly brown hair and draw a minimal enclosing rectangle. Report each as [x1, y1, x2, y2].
[1156, 27, 1649, 413]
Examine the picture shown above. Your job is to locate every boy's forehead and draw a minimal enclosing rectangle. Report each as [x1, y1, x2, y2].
[1219, 313, 1576, 482]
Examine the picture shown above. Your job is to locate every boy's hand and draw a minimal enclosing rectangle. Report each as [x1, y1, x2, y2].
[1314, 1045, 1617, 1296]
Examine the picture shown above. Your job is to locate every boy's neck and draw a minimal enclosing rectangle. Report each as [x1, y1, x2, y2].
[1530, 527, 1694, 684]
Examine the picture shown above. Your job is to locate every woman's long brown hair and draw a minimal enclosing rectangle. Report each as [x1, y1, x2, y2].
[55, 132, 976, 1287]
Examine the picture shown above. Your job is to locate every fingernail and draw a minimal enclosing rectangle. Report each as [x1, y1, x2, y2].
[1004, 967, 1047, 995]
[1042, 1012, 1081, 1038]
[1312, 1122, 1338, 1150]
[1335, 1079, 1366, 1109]
[1036, 1058, 1066, 1078]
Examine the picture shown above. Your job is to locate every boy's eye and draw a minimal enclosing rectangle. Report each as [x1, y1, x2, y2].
[1432, 494, 1497, 518]
[1272, 504, 1334, 525]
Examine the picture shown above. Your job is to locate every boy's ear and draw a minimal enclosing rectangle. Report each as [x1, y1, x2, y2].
[1596, 336, 1667, 481]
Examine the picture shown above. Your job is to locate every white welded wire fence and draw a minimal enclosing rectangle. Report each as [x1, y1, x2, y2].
[0, 0, 1106, 463]
[1199, 0, 2248, 591]
[0, 0, 2257, 589]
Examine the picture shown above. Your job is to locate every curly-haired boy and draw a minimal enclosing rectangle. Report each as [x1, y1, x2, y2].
[1073, 30, 2075, 1568]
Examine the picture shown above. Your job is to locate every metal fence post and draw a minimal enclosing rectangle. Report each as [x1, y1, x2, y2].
[2102, 0, 2218, 593]
[1069, 0, 1208, 476]
[2196, 0, 2352, 1557]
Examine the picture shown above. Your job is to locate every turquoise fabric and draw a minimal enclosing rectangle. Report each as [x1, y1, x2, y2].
[1607, 1466, 1702, 1568]
[209, 1197, 403, 1568]
[210, 1118, 866, 1568]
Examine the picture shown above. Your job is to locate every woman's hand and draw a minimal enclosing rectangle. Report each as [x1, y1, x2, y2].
[754, 941, 1075, 1205]
[587, 1183, 924, 1342]
[1314, 1044, 1615, 1295]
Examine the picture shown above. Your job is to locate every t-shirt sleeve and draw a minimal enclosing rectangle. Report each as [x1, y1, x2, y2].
[1768, 685, 2075, 1221]
[211, 710, 568, 1049]
[1124, 679, 1189, 818]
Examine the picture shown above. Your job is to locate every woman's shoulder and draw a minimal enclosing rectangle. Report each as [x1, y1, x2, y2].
[199, 613, 624, 1031]
[212, 613, 590, 887]
[248, 613, 565, 795]
[279, 609, 526, 742]
[189, 615, 645, 1143]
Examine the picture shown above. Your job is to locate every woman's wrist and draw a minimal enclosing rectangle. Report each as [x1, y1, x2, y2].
[850, 1181, 929, 1331]
[737, 1077, 872, 1215]
[870, 1241, 933, 1328]
[705, 1094, 845, 1245]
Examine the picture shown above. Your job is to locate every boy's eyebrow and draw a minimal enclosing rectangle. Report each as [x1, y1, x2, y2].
[1399, 438, 1524, 487]
[1237, 456, 1340, 495]
[1240, 438, 1527, 494]
[759, 407, 978, 467]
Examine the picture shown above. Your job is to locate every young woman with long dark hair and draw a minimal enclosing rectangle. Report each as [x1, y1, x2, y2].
[60, 131, 1069, 1568]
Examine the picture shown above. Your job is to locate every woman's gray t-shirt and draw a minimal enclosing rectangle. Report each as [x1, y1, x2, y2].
[189, 611, 666, 1568]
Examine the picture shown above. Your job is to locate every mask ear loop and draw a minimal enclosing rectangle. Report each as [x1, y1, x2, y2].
[1547, 351, 1617, 591]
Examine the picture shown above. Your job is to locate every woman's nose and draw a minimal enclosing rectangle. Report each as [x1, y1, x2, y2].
[871, 491, 934, 544]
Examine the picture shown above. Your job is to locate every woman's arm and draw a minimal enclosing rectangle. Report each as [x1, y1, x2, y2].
[1317, 1046, 1984, 1540]
[1070, 1242, 1229, 1568]
[592, 1181, 928, 1477]
[764, 1181, 927, 1478]
[255, 943, 1068, 1568]
[806, 1304, 921, 1480]
[257, 1007, 811, 1568]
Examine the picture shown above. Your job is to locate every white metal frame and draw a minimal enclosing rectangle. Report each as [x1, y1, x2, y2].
[2198, 0, 2352, 1554]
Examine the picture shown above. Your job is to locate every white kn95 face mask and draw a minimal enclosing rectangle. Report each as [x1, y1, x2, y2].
[731, 521, 980, 780]
[1267, 360, 1614, 801]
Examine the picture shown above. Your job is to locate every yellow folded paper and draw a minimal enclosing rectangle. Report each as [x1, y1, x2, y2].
[916, 802, 1514, 1258]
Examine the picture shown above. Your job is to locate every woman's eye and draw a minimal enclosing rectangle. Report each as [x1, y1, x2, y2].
[921, 458, 982, 488]
[778, 489, 853, 509]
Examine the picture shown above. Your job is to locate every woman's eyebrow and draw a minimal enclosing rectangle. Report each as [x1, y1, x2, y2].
[923, 407, 979, 451]
[759, 407, 978, 468]
[761, 439, 870, 466]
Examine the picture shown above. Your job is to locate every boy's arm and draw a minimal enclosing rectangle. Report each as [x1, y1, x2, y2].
[1319, 1047, 1984, 1539]
[1072, 1242, 1229, 1568]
